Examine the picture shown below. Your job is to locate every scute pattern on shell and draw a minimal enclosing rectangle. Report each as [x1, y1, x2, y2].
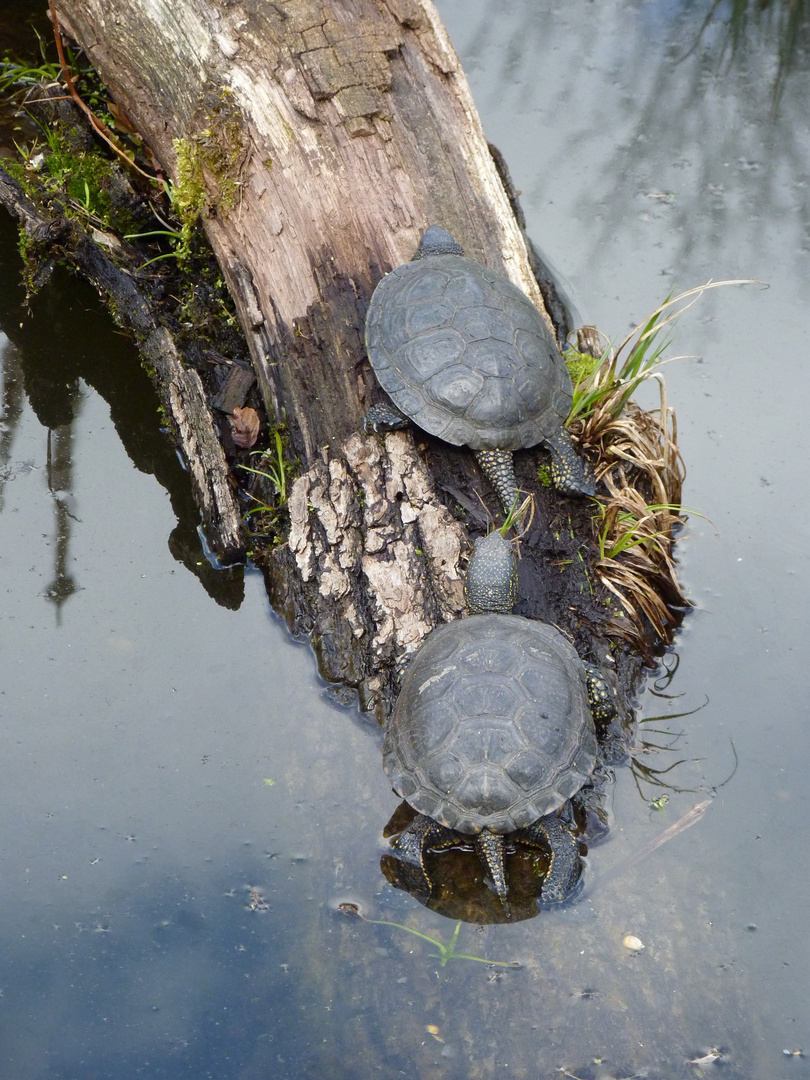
[382, 614, 597, 836]
[365, 254, 572, 451]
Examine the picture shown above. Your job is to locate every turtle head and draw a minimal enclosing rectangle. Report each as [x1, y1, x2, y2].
[414, 225, 465, 260]
[464, 531, 517, 615]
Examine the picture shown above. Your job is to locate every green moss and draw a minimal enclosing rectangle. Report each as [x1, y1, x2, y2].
[195, 87, 246, 214]
[172, 137, 208, 221]
[170, 87, 246, 228]
[9, 122, 141, 238]
[536, 464, 553, 488]
[565, 347, 604, 391]
[16, 226, 38, 296]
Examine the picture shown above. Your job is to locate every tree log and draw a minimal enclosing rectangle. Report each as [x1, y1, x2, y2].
[41, 0, 628, 714]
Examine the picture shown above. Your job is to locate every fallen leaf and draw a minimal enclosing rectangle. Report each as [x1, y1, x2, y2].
[230, 406, 260, 449]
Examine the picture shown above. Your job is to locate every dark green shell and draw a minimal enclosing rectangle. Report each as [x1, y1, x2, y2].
[364, 251, 572, 452]
[382, 614, 597, 836]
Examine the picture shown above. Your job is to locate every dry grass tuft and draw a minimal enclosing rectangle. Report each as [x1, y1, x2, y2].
[564, 284, 753, 652]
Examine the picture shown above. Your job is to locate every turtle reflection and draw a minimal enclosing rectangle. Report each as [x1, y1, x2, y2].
[380, 802, 557, 924]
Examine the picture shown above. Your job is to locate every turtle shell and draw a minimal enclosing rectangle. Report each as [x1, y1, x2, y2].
[382, 614, 597, 836]
[365, 254, 572, 451]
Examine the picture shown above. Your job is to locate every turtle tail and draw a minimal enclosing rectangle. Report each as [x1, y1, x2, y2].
[474, 449, 519, 515]
[475, 829, 508, 901]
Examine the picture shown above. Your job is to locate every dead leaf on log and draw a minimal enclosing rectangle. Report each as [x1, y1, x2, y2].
[230, 406, 260, 449]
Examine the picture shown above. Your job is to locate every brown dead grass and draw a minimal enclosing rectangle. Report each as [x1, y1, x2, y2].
[570, 327, 689, 653]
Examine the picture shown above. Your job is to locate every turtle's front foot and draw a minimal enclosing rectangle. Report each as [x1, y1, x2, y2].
[583, 661, 618, 724]
[363, 401, 410, 433]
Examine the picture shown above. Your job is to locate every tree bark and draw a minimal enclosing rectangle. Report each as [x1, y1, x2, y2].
[49, 0, 624, 713]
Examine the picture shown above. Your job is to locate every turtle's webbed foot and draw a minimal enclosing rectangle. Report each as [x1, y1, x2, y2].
[518, 815, 581, 905]
[474, 449, 519, 515]
[364, 401, 410, 433]
[546, 428, 596, 498]
[390, 815, 455, 888]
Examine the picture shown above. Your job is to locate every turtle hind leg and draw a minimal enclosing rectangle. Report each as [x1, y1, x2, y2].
[474, 449, 519, 515]
[518, 815, 581, 904]
[391, 815, 456, 893]
[474, 829, 508, 901]
[545, 427, 596, 497]
[364, 399, 409, 433]
[583, 661, 618, 724]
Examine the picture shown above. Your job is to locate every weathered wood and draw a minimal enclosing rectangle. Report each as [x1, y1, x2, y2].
[54, 0, 548, 456]
[280, 430, 467, 704]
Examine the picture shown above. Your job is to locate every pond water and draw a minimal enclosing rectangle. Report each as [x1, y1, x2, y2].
[1, 1, 808, 1077]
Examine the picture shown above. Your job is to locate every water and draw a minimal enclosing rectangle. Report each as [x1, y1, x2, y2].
[1, 1, 809, 1076]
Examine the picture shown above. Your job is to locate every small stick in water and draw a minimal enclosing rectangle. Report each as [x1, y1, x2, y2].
[586, 798, 711, 896]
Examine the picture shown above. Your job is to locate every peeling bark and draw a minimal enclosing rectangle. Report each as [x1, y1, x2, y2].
[281, 430, 466, 708]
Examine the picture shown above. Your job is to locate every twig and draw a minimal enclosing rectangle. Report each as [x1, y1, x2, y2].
[48, 0, 157, 181]
[583, 798, 711, 897]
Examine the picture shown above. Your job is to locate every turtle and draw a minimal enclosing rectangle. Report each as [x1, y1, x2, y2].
[364, 225, 595, 514]
[382, 528, 616, 904]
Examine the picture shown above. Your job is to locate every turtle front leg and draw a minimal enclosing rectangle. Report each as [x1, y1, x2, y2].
[364, 398, 410, 433]
[474, 448, 519, 515]
[517, 814, 581, 904]
[544, 427, 596, 497]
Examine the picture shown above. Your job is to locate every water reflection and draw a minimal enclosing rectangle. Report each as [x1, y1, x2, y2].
[451, 0, 810, 277]
[680, 0, 810, 107]
[0, 225, 244, 609]
[44, 423, 78, 616]
[380, 801, 549, 924]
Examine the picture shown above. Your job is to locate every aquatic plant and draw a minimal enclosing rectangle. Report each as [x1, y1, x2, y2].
[240, 430, 290, 529]
[566, 283, 752, 649]
[340, 905, 520, 969]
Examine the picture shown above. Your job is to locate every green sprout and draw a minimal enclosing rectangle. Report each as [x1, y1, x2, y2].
[347, 910, 520, 969]
[124, 177, 200, 268]
[0, 30, 75, 96]
[594, 500, 691, 562]
[239, 430, 289, 521]
[499, 493, 534, 537]
[566, 280, 759, 432]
